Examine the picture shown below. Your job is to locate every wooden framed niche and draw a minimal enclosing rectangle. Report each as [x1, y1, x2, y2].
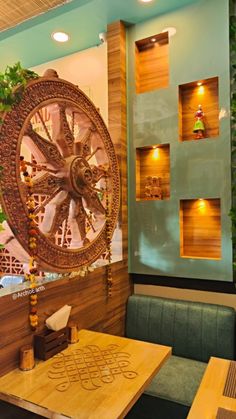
[136, 144, 170, 201]
[180, 198, 221, 259]
[135, 31, 169, 94]
[179, 77, 219, 141]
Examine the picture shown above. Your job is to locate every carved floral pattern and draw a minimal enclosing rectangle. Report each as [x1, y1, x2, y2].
[0, 78, 120, 272]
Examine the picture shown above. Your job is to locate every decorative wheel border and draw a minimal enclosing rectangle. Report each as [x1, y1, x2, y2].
[0, 77, 120, 272]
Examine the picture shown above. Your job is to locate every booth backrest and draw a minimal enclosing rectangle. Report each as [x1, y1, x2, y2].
[126, 295, 235, 362]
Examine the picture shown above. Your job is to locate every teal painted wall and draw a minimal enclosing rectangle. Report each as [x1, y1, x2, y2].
[0, 0, 198, 71]
[128, 0, 232, 281]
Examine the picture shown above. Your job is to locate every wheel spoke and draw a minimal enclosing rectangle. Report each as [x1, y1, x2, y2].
[73, 197, 89, 244]
[54, 103, 74, 158]
[42, 193, 71, 237]
[31, 172, 63, 196]
[24, 123, 65, 168]
[74, 126, 94, 157]
[34, 188, 62, 215]
[91, 165, 109, 183]
[24, 160, 58, 174]
[86, 146, 102, 162]
[36, 110, 52, 142]
[83, 187, 106, 215]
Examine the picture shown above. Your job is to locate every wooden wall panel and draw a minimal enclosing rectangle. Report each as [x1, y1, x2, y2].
[107, 21, 128, 259]
[135, 32, 169, 94]
[0, 262, 132, 376]
[180, 198, 221, 259]
[136, 145, 170, 200]
[0, 21, 131, 377]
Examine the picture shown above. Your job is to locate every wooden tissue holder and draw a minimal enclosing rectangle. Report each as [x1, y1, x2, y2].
[34, 327, 69, 360]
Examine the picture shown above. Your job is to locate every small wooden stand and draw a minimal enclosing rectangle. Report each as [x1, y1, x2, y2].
[19, 345, 35, 371]
[68, 322, 79, 344]
[34, 327, 69, 360]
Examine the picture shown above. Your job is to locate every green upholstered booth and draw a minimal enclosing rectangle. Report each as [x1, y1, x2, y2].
[125, 294, 235, 419]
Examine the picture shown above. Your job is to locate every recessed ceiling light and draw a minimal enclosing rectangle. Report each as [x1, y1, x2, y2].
[52, 31, 70, 43]
[139, 0, 154, 3]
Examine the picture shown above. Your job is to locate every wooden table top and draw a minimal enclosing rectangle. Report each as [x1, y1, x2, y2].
[0, 329, 171, 419]
[188, 357, 236, 419]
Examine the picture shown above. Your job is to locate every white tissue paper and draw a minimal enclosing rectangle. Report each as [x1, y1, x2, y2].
[46, 305, 72, 331]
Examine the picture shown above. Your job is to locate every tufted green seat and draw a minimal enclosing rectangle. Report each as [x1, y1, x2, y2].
[125, 294, 235, 417]
[145, 355, 206, 406]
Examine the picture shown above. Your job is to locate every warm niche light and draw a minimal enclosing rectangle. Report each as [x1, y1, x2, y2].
[198, 198, 206, 212]
[197, 85, 205, 95]
[52, 31, 70, 43]
[152, 147, 160, 159]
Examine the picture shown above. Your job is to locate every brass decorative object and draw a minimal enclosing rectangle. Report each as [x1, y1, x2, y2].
[19, 344, 35, 371]
[67, 322, 79, 344]
[145, 176, 162, 199]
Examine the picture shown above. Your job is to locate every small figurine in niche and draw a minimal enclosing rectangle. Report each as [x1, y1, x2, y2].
[144, 176, 162, 199]
[151, 177, 162, 199]
[144, 176, 153, 198]
[193, 104, 205, 139]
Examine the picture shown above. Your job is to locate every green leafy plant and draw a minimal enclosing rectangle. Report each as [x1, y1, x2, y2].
[0, 62, 39, 248]
[0, 61, 38, 119]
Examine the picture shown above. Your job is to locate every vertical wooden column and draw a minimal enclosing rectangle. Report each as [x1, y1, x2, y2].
[107, 21, 128, 260]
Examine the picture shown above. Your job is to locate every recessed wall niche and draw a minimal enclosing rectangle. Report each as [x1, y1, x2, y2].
[179, 77, 219, 141]
[135, 32, 169, 94]
[136, 144, 170, 201]
[180, 198, 221, 259]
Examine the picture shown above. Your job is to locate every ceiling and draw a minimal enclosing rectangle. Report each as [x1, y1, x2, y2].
[0, 0, 199, 71]
[0, 0, 72, 33]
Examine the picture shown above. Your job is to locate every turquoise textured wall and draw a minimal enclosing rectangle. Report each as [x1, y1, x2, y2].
[128, 0, 232, 281]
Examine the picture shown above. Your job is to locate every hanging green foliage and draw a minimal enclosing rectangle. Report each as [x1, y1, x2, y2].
[0, 62, 39, 248]
[0, 61, 38, 119]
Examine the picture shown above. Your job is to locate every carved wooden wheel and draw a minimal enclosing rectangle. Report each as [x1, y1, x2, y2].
[0, 72, 120, 272]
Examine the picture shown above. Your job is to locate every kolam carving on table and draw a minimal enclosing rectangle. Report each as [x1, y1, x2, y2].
[48, 344, 138, 391]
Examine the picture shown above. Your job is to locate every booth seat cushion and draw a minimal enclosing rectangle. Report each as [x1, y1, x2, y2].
[145, 355, 207, 406]
[126, 294, 235, 362]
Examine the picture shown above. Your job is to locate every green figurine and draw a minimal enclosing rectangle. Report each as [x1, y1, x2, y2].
[193, 104, 205, 139]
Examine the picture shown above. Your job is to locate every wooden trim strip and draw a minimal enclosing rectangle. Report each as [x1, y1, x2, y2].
[132, 273, 236, 294]
[223, 362, 236, 399]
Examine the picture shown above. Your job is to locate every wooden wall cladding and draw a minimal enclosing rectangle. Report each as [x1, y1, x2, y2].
[107, 21, 128, 259]
[179, 77, 219, 141]
[135, 32, 169, 94]
[136, 144, 170, 201]
[0, 21, 132, 377]
[0, 262, 132, 377]
[180, 198, 221, 259]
